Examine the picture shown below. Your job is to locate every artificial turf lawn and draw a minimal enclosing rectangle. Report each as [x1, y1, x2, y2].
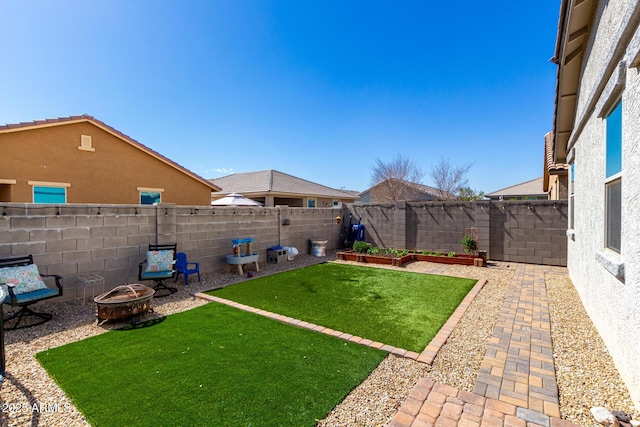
[209, 263, 477, 353]
[36, 303, 386, 427]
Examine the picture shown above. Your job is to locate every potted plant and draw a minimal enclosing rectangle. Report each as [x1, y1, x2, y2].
[461, 234, 478, 254]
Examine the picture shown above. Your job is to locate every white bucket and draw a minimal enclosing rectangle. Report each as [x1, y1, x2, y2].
[310, 240, 328, 257]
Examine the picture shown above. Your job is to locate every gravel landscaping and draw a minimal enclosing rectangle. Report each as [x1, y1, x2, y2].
[0, 252, 637, 426]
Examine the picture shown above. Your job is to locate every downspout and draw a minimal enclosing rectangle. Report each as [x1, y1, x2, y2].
[277, 206, 281, 246]
[154, 205, 159, 245]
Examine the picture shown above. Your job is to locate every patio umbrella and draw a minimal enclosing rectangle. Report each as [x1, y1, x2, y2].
[211, 192, 263, 206]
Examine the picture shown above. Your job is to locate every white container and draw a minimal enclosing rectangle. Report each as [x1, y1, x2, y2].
[310, 240, 328, 257]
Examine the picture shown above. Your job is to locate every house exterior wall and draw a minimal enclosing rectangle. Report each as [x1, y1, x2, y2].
[0, 122, 213, 206]
[547, 174, 568, 200]
[564, 0, 640, 407]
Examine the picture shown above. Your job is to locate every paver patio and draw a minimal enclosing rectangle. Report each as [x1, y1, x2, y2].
[389, 263, 578, 427]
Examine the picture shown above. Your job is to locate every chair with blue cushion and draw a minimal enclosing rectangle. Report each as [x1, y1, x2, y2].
[174, 252, 200, 285]
[138, 243, 177, 297]
[0, 255, 63, 330]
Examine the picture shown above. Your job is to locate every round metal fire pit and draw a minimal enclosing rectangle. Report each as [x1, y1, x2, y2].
[94, 284, 155, 326]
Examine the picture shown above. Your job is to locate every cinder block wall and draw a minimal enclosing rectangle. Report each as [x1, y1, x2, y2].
[0, 203, 342, 300]
[343, 200, 568, 266]
[489, 201, 568, 265]
[0, 200, 567, 301]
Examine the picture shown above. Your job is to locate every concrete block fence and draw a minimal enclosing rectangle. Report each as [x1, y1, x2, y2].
[0, 200, 567, 302]
[343, 200, 568, 266]
[0, 203, 342, 301]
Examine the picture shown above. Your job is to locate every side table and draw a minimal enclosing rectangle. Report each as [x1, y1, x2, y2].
[76, 274, 105, 304]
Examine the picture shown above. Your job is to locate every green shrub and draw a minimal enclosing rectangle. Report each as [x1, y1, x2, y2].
[448, 251, 456, 257]
[461, 235, 478, 253]
[353, 241, 372, 253]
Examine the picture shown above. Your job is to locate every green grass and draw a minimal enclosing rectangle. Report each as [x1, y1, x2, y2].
[36, 303, 386, 427]
[209, 263, 477, 353]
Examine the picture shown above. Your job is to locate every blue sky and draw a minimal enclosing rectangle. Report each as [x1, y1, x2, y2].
[1, 1, 560, 194]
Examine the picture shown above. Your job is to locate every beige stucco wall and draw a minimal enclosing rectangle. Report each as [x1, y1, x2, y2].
[547, 174, 568, 200]
[0, 121, 213, 206]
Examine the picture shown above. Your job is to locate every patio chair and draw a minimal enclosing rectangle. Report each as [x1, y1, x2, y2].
[0, 255, 63, 330]
[138, 244, 177, 297]
[174, 252, 200, 285]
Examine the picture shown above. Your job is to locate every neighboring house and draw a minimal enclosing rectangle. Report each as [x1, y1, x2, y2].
[543, 132, 569, 200]
[358, 179, 443, 203]
[0, 115, 220, 206]
[211, 170, 358, 207]
[551, 0, 640, 407]
[486, 177, 547, 201]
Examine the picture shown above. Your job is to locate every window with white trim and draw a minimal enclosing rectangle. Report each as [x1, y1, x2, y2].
[605, 101, 622, 253]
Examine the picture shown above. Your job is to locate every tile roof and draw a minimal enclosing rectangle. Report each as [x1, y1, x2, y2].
[0, 114, 220, 191]
[211, 170, 358, 199]
[487, 177, 547, 198]
[544, 131, 569, 174]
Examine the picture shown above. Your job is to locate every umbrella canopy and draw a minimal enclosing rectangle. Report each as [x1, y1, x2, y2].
[211, 192, 263, 206]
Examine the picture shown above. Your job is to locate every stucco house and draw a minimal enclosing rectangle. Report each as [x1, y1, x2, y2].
[357, 178, 443, 203]
[0, 115, 220, 206]
[211, 169, 358, 207]
[551, 0, 640, 407]
[486, 177, 547, 201]
[543, 132, 569, 200]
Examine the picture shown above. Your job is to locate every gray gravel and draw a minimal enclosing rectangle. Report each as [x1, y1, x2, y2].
[0, 254, 637, 427]
[546, 273, 639, 426]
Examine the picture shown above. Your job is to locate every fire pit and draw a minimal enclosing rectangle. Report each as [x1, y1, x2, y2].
[94, 284, 155, 326]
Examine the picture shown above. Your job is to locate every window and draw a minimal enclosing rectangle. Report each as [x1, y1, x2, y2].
[333, 200, 340, 207]
[138, 187, 164, 205]
[605, 101, 622, 253]
[33, 186, 66, 204]
[29, 181, 70, 204]
[307, 198, 316, 208]
[605, 179, 621, 252]
[140, 191, 161, 205]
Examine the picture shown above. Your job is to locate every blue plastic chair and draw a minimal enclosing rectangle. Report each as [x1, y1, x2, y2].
[174, 252, 200, 285]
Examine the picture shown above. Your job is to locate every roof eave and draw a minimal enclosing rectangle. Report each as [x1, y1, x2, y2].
[552, 0, 596, 163]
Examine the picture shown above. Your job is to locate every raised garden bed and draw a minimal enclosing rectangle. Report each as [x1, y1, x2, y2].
[337, 250, 480, 267]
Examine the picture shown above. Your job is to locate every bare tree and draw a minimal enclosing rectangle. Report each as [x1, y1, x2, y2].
[430, 157, 472, 201]
[370, 154, 424, 203]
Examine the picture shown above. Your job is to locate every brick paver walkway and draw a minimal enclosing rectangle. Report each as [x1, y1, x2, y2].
[389, 263, 578, 427]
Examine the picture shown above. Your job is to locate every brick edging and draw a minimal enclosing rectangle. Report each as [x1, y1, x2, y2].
[417, 278, 487, 364]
